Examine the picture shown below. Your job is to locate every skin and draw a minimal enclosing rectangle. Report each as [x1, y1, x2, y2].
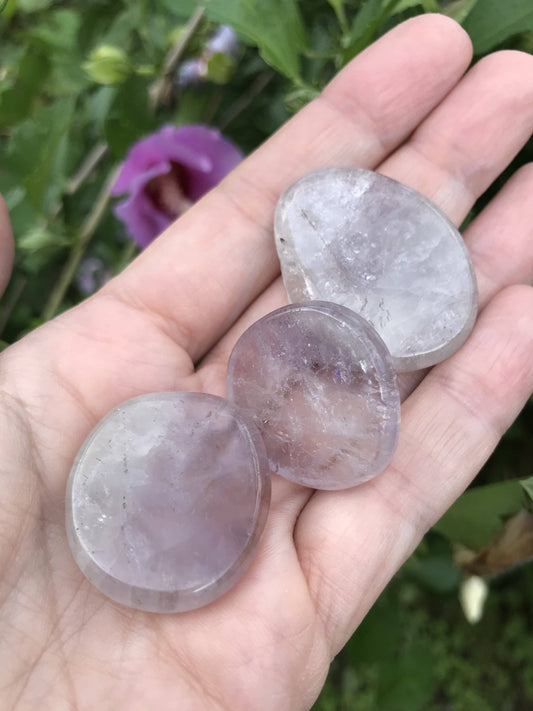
[0, 14, 532, 711]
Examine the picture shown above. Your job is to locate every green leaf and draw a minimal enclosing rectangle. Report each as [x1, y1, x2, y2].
[6, 97, 76, 211]
[78, 3, 142, 54]
[205, 0, 308, 80]
[29, 7, 80, 50]
[0, 168, 38, 235]
[18, 224, 71, 254]
[46, 57, 89, 99]
[462, 0, 533, 54]
[406, 532, 461, 593]
[433, 479, 527, 551]
[17, 0, 54, 11]
[100, 3, 143, 47]
[348, 603, 401, 664]
[327, 0, 349, 32]
[0, 47, 51, 129]
[0, 189, 39, 238]
[159, 0, 198, 18]
[442, 0, 479, 24]
[173, 87, 212, 126]
[326, 0, 344, 15]
[376, 646, 437, 711]
[342, 0, 399, 63]
[143, 12, 173, 52]
[27, 9, 88, 97]
[519, 476, 533, 513]
[104, 74, 152, 157]
[284, 84, 320, 114]
[84, 86, 117, 134]
[393, 0, 434, 12]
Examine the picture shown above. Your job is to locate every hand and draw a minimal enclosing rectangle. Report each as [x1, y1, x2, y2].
[0, 14, 532, 711]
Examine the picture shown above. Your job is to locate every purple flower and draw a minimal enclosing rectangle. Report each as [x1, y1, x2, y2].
[176, 26, 239, 89]
[176, 58, 206, 87]
[207, 26, 239, 58]
[111, 124, 243, 248]
[77, 257, 112, 295]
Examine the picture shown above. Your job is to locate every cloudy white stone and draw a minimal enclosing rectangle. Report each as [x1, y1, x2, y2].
[275, 167, 478, 371]
[66, 392, 270, 613]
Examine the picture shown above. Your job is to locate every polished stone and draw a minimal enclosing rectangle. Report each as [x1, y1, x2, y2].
[275, 167, 478, 371]
[66, 392, 270, 613]
[227, 301, 400, 490]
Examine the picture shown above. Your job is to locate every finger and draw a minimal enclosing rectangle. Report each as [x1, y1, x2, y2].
[0, 196, 14, 298]
[379, 50, 533, 223]
[294, 284, 533, 654]
[200, 89, 533, 382]
[464, 163, 533, 302]
[394, 159, 533, 400]
[109, 15, 472, 361]
[395, 160, 533, 400]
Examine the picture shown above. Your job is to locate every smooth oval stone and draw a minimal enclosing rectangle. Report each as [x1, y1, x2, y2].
[275, 167, 478, 371]
[66, 392, 270, 613]
[227, 301, 400, 490]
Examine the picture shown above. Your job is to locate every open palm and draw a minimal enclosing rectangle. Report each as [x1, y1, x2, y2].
[1, 16, 532, 711]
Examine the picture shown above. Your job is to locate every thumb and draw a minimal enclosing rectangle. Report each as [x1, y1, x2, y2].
[0, 195, 14, 298]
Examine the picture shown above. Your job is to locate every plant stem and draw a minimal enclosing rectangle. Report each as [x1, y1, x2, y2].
[219, 71, 274, 130]
[0, 274, 27, 338]
[42, 166, 120, 321]
[66, 142, 109, 195]
[150, 6, 205, 111]
[50, 142, 109, 220]
[117, 239, 138, 273]
[40, 7, 206, 322]
[332, 2, 349, 34]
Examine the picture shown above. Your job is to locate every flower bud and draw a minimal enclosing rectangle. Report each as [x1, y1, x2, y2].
[176, 59, 206, 87]
[207, 26, 239, 58]
[84, 45, 132, 85]
[205, 52, 236, 85]
[76, 257, 112, 296]
[459, 575, 488, 624]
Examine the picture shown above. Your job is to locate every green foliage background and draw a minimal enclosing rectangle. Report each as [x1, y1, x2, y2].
[0, 1, 532, 708]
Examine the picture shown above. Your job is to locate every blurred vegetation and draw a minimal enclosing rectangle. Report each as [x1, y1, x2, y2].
[316, 563, 533, 711]
[0, 1, 532, 708]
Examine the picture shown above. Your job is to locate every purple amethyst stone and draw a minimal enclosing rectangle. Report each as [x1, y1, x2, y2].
[227, 302, 400, 490]
[66, 392, 270, 612]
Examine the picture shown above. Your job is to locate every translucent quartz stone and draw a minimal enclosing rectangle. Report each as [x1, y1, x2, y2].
[65, 392, 270, 613]
[227, 302, 400, 490]
[275, 167, 478, 372]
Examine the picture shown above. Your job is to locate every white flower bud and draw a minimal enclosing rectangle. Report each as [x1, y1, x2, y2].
[459, 576, 489, 624]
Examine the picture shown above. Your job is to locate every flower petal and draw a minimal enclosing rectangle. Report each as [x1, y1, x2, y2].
[111, 124, 243, 246]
